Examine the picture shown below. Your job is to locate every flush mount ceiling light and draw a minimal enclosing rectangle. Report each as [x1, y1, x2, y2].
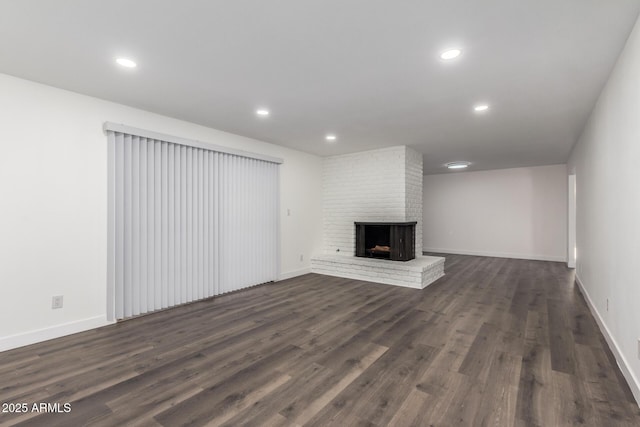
[116, 58, 137, 68]
[446, 161, 471, 170]
[440, 49, 462, 60]
[474, 104, 490, 112]
[256, 109, 270, 117]
[325, 134, 337, 142]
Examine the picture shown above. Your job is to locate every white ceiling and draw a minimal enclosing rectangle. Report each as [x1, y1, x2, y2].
[1, 1, 639, 174]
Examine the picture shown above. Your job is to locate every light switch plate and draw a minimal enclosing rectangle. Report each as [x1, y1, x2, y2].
[52, 295, 63, 309]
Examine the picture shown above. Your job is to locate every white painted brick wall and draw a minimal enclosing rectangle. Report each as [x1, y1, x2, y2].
[322, 146, 423, 255]
[405, 146, 423, 255]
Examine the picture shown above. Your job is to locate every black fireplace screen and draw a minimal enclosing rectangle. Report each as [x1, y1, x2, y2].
[355, 222, 416, 261]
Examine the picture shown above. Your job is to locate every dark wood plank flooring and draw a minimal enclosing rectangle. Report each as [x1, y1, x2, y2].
[1, 255, 638, 426]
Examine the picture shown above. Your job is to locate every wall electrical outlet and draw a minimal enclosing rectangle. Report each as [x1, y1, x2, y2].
[300, 254, 304, 261]
[637, 339, 640, 360]
[606, 298, 609, 311]
[52, 295, 63, 309]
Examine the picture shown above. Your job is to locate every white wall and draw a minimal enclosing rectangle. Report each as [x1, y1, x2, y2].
[0, 73, 322, 350]
[423, 164, 567, 262]
[322, 146, 422, 256]
[568, 13, 640, 403]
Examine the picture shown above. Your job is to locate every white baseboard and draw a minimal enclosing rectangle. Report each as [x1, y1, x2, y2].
[0, 316, 113, 353]
[422, 247, 566, 263]
[278, 267, 312, 281]
[575, 274, 640, 406]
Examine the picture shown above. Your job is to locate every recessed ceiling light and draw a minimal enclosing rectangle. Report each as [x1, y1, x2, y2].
[116, 58, 137, 68]
[474, 104, 489, 112]
[440, 49, 462, 60]
[256, 109, 270, 116]
[325, 135, 337, 142]
[446, 161, 471, 170]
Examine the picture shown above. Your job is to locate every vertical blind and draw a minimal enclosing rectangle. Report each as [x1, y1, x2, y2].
[107, 125, 280, 320]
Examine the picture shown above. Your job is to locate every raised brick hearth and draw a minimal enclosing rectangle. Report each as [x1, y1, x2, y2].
[311, 254, 444, 289]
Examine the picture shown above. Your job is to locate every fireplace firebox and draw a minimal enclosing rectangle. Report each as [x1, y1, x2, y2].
[355, 221, 416, 261]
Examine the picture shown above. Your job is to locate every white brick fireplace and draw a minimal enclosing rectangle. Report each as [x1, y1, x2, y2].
[311, 146, 444, 288]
